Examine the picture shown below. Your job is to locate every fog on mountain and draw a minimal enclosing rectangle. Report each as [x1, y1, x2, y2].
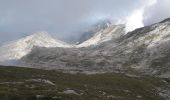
[0, 0, 170, 99]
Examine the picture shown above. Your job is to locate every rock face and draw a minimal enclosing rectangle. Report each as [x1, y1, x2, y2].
[21, 18, 170, 78]
[0, 32, 72, 61]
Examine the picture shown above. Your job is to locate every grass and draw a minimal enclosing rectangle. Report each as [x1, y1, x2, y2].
[0, 66, 165, 100]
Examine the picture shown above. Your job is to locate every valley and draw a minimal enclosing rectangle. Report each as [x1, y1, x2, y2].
[0, 18, 170, 100]
[0, 66, 168, 100]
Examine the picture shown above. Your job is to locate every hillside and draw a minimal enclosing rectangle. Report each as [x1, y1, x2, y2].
[21, 18, 170, 79]
[0, 32, 72, 62]
[77, 24, 125, 47]
[0, 65, 168, 100]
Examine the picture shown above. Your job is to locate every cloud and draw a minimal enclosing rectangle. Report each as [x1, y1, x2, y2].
[0, 0, 139, 42]
[125, 9, 144, 32]
[125, 0, 157, 32]
[0, 0, 169, 43]
[143, 0, 170, 25]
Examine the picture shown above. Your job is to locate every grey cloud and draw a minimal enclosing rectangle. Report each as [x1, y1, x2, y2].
[143, 0, 170, 25]
[0, 0, 139, 43]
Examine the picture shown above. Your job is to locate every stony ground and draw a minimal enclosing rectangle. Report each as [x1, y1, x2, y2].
[0, 66, 169, 100]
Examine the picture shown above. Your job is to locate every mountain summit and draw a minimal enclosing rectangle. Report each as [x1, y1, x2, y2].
[77, 24, 125, 47]
[0, 32, 72, 61]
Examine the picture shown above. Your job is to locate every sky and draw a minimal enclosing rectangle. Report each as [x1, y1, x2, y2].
[0, 0, 170, 43]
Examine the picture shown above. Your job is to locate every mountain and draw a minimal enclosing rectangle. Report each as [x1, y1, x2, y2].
[77, 24, 125, 47]
[65, 19, 115, 45]
[77, 19, 113, 44]
[0, 19, 125, 63]
[0, 32, 72, 62]
[21, 18, 170, 78]
[1, 18, 170, 99]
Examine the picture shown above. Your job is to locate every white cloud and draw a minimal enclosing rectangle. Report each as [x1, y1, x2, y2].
[125, 9, 144, 32]
[125, 0, 157, 32]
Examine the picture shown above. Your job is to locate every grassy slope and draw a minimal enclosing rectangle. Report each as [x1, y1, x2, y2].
[0, 66, 165, 100]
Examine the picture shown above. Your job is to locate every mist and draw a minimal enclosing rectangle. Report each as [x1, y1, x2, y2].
[0, 0, 170, 43]
[143, 0, 170, 25]
[0, 0, 139, 43]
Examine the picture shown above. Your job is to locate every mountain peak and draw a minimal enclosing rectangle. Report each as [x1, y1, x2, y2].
[0, 31, 72, 61]
[77, 24, 125, 47]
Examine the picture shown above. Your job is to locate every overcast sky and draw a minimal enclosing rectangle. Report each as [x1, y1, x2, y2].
[0, 0, 170, 43]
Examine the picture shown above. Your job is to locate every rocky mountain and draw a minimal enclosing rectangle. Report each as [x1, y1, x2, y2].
[77, 24, 125, 47]
[65, 19, 114, 44]
[0, 19, 124, 62]
[0, 32, 72, 62]
[1, 18, 170, 79]
[77, 19, 113, 44]
[21, 18, 170, 79]
[1, 18, 170, 100]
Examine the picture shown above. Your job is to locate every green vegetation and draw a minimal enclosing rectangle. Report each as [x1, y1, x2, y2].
[0, 66, 165, 100]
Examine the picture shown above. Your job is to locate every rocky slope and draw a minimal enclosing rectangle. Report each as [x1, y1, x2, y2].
[66, 19, 113, 44]
[21, 18, 170, 79]
[0, 32, 72, 62]
[77, 24, 125, 47]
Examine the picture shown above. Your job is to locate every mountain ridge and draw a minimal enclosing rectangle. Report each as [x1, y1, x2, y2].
[20, 18, 170, 78]
[77, 24, 125, 47]
[0, 19, 126, 62]
[0, 31, 72, 62]
[1, 18, 170, 73]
